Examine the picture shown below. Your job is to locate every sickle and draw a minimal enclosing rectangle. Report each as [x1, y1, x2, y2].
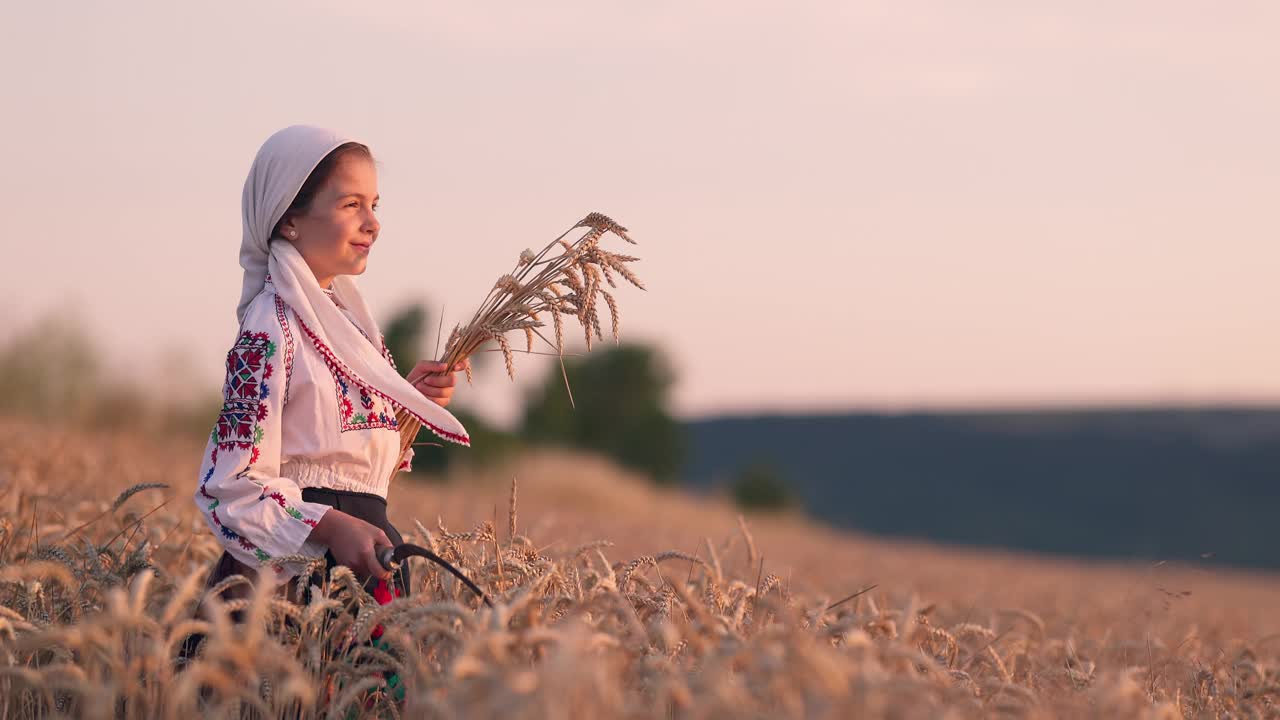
[377, 543, 493, 608]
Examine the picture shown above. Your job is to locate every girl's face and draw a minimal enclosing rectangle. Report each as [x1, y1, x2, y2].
[279, 154, 380, 289]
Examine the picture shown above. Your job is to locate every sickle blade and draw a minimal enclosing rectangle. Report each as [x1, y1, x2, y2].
[386, 542, 493, 608]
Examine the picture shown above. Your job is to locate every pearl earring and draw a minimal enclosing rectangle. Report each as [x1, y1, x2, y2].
[287, 230, 297, 239]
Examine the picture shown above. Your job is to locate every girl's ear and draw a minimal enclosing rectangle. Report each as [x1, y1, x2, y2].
[275, 214, 298, 241]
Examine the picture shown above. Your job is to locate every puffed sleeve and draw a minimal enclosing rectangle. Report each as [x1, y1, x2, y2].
[193, 293, 333, 585]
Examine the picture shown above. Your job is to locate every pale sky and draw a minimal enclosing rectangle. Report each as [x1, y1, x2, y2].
[4, 2, 1278, 428]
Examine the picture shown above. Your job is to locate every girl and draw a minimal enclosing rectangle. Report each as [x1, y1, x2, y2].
[192, 124, 472, 613]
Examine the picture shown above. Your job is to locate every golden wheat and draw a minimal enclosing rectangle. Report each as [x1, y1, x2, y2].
[0, 420, 1278, 718]
[392, 212, 645, 475]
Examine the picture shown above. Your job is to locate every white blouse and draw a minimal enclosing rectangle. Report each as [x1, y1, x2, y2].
[193, 275, 414, 586]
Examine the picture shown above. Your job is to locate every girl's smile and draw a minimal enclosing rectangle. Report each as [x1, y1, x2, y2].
[276, 150, 381, 288]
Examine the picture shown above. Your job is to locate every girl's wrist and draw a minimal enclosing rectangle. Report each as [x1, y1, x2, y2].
[307, 508, 345, 545]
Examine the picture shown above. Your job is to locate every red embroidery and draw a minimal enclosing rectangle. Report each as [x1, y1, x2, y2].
[198, 322, 287, 567]
[225, 331, 272, 398]
[332, 373, 399, 432]
[294, 315, 470, 446]
[274, 295, 296, 404]
[298, 317, 402, 434]
[265, 489, 319, 526]
[215, 331, 275, 457]
[216, 401, 256, 443]
[380, 337, 399, 371]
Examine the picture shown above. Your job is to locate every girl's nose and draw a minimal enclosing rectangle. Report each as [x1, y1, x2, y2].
[363, 209, 380, 235]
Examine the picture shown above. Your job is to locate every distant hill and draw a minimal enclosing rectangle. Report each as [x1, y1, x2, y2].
[682, 408, 1280, 570]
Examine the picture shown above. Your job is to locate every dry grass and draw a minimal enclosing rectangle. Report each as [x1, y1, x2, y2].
[1, 418, 1279, 719]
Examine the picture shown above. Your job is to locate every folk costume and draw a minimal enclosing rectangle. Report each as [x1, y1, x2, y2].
[193, 125, 470, 598]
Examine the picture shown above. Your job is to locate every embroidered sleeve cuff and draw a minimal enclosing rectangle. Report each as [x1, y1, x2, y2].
[218, 542, 294, 587]
[263, 501, 331, 558]
[258, 489, 331, 528]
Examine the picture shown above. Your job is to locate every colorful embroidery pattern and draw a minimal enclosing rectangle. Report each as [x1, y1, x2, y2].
[213, 330, 276, 465]
[333, 372, 400, 432]
[274, 295, 296, 404]
[295, 317, 401, 433]
[198, 475, 276, 567]
[262, 489, 320, 528]
[294, 315, 471, 446]
[197, 326, 290, 572]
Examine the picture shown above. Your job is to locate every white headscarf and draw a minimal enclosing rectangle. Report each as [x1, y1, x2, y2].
[237, 125, 470, 446]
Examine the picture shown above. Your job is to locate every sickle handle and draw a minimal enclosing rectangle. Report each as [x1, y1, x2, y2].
[377, 545, 397, 571]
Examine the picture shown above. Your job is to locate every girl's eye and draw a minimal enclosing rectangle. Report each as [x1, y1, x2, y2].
[346, 201, 359, 208]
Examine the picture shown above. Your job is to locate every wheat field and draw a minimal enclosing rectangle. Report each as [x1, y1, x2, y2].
[1, 418, 1277, 719]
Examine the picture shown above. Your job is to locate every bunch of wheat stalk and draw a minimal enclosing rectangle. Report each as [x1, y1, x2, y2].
[392, 212, 645, 470]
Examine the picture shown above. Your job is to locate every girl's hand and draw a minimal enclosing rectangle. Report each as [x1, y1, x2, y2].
[307, 509, 394, 582]
[406, 359, 469, 409]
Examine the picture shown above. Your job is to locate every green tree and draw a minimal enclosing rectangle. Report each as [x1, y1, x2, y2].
[0, 310, 102, 422]
[381, 303, 428, 377]
[520, 344, 685, 484]
[382, 302, 493, 379]
[730, 459, 797, 512]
